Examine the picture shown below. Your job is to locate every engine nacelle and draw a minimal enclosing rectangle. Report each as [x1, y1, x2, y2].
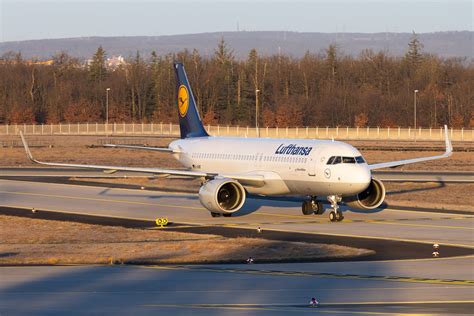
[343, 178, 386, 210]
[199, 178, 246, 214]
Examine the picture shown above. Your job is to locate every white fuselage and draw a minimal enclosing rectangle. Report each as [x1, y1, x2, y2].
[169, 136, 371, 197]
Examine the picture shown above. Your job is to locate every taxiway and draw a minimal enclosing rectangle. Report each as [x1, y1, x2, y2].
[0, 177, 472, 315]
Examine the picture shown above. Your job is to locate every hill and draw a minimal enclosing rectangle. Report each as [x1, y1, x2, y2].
[0, 31, 472, 60]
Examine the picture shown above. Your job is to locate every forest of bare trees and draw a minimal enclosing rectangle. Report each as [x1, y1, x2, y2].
[0, 35, 472, 128]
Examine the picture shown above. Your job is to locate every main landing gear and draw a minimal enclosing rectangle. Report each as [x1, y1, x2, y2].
[327, 195, 344, 222]
[301, 197, 324, 215]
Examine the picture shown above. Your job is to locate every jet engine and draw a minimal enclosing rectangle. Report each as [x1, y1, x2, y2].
[199, 178, 246, 215]
[343, 178, 385, 210]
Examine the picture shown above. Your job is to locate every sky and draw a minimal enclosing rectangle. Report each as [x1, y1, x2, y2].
[0, 0, 472, 42]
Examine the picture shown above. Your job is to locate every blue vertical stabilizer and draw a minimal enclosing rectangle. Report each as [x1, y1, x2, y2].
[174, 63, 209, 139]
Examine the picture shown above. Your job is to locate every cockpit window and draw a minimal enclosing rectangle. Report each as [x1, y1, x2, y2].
[342, 157, 356, 163]
[327, 155, 365, 165]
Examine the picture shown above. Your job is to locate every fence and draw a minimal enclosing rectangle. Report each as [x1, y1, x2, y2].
[0, 123, 472, 142]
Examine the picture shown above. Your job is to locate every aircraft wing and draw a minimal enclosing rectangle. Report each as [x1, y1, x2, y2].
[103, 144, 175, 153]
[20, 132, 264, 186]
[368, 125, 453, 170]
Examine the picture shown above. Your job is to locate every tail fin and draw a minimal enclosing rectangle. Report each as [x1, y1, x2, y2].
[174, 63, 209, 139]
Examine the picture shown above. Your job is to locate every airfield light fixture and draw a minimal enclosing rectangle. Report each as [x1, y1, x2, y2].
[414, 89, 419, 130]
[255, 89, 260, 137]
[106, 88, 111, 136]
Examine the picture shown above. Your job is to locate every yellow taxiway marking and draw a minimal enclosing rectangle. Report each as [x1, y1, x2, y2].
[364, 219, 474, 230]
[3, 202, 473, 255]
[142, 304, 416, 315]
[2, 189, 472, 230]
[0, 178, 189, 196]
[387, 208, 474, 217]
[143, 300, 474, 315]
[1, 204, 473, 249]
[3, 178, 473, 216]
[1, 187, 473, 247]
[0, 190, 202, 211]
[0, 203, 206, 228]
[144, 265, 474, 286]
[220, 224, 474, 249]
[222, 216, 474, 230]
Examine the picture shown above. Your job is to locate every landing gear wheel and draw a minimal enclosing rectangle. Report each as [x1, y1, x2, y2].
[336, 212, 344, 222]
[302, 201, 314, 215]
[223, 213, 232, 217]
[211, 212, 221, 218]
[327, 195, 343, 222]
[313, 201, 324, 215]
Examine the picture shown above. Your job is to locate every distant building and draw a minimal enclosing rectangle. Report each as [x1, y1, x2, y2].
[83, 55, 126, 70]
[0, 59, 54, 66]
[84, 58, 93, 68]
[27, 60, 54, 66]
[106, 55, 126, 70]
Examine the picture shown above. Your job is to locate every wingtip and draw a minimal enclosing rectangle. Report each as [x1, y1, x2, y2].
[19, 132, 35, 162]
[443, 125, 453, 156]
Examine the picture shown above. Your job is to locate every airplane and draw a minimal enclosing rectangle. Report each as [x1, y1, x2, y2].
[20, 63, 453, 222]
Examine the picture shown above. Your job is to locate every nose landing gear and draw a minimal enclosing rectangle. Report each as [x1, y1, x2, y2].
[327, 195, 344, 222]
[301, 197, 324, 215]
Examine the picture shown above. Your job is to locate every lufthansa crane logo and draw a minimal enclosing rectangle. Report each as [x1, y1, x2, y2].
[178, 85, 189, 117]
[324, 168, 331, 178]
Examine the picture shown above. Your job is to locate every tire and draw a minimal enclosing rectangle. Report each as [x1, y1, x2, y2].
[223, 213, 232, 217]
[302, 201, 313, 215]
[329, 211, 337, 222]
[314, 201, 324, 215]
[211, 212, 220, 218]
[336, 212, 344, 222]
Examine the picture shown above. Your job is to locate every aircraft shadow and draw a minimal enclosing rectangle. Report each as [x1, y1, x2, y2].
[386, 182, 445, 196]
[236, 197, 300, 216]
[96, 187, 388, 217]
[97, 188, 199, 201]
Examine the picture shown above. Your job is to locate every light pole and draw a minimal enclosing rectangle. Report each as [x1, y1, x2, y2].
[414, 89, 418, 130]
[255, 89, 260, 137]
[106, 88, 111, 136]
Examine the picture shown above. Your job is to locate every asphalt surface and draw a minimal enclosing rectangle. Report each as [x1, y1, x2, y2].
[1, 205, 472, 262]
[0, 179, 472, 248]
[0, 177, 473, 315]
[1, 167, 473, 182]
[1, 260, 473, 316]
